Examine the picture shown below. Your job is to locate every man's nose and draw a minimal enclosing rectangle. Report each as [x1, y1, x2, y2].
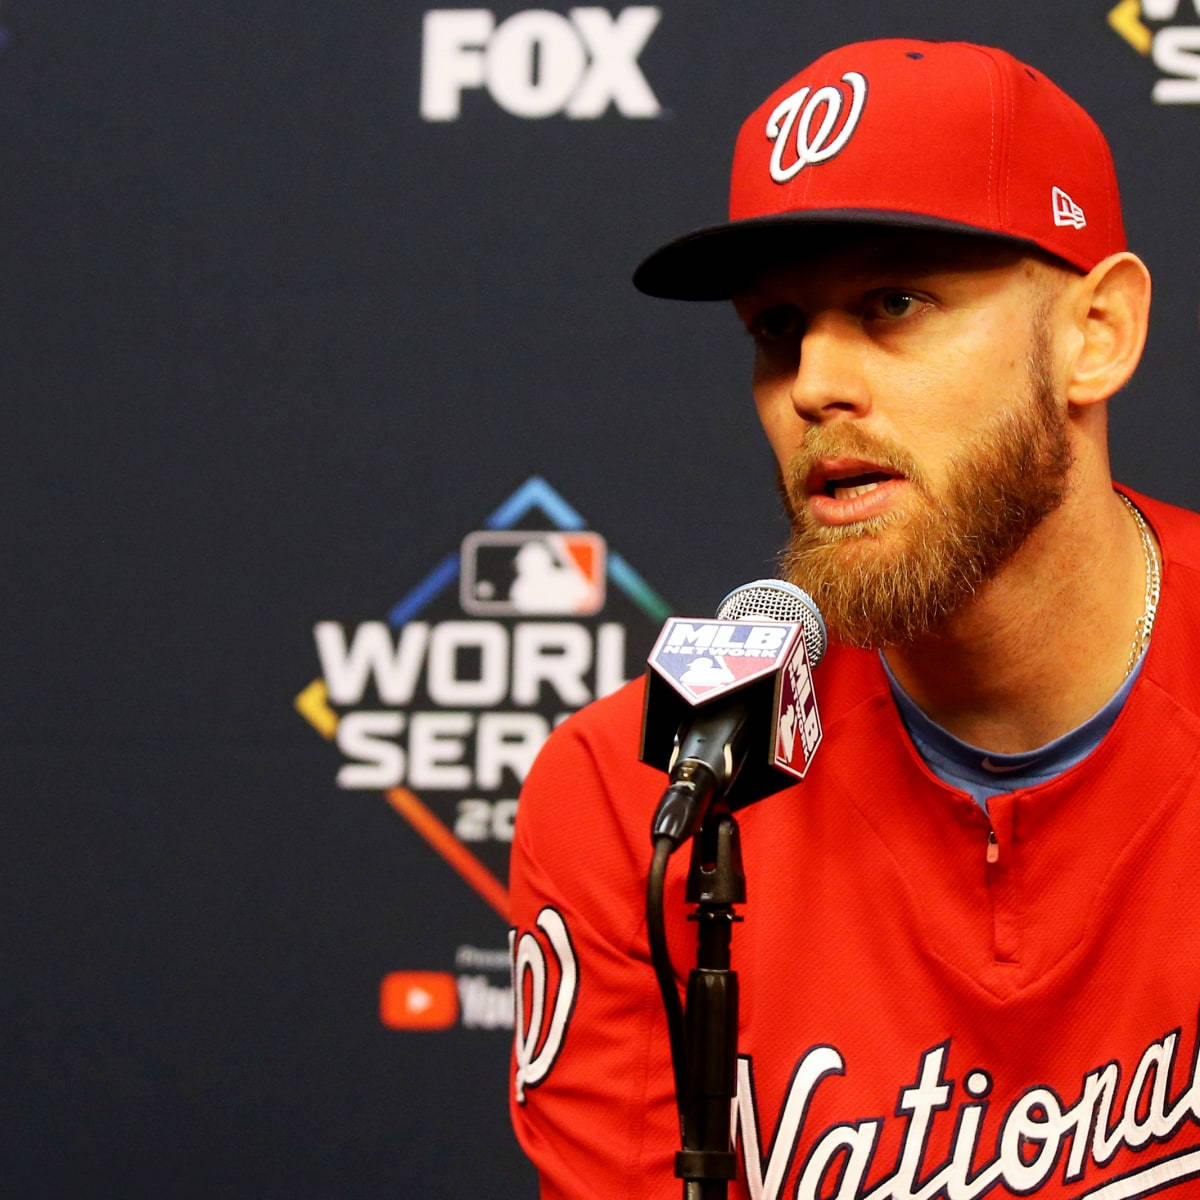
[788, 315, 871, 423]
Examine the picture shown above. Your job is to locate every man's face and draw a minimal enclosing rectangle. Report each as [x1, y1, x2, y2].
[732, 230, 1075, 647]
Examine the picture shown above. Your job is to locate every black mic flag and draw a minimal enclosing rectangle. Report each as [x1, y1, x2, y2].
[640, 580, 827, 846]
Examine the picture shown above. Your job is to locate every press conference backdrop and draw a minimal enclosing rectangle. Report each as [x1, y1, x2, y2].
[6, 1, 1198, 1195]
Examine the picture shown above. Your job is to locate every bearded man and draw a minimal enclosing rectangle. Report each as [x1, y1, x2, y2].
[509, 40, 1199, 1200]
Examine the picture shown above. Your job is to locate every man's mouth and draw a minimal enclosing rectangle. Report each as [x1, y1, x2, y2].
[799, 458, 910, 527]
[806, 460, 905, 498]
[822, 471, 897, 500]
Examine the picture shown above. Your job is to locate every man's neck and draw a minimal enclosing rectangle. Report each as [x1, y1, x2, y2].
[881, 485, 1153, 754]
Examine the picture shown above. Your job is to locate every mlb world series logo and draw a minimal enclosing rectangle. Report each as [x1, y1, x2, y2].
[295, 477, 670, 1030]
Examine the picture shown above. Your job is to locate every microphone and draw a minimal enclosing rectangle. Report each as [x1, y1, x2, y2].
[641, 580, 827, 847]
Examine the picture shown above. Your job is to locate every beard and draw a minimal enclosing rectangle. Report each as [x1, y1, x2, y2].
[778, 326, 1073, 648]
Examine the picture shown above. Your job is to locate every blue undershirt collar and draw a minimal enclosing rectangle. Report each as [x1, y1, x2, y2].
[882, 651, 1145, 811]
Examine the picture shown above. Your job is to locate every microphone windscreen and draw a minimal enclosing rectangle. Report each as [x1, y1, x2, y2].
[716, 579, 827, 667]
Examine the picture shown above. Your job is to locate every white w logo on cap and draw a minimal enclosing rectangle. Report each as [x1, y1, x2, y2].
[765, 72, 868, 183]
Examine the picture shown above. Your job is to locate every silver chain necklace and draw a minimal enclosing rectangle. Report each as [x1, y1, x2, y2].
[1118, 492, 1161, 675]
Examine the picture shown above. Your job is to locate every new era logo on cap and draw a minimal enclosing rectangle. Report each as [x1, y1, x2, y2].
[1052, 186, 1087, 230]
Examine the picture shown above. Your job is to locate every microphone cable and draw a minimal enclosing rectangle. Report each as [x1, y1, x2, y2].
[647, 833, 690, 1144]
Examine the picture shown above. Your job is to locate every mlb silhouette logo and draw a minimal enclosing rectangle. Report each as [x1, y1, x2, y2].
[460, 530, 607, 615]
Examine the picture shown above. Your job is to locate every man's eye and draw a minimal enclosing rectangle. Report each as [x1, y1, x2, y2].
[871, 291, 922, 319]
[751, 306, 803, 343]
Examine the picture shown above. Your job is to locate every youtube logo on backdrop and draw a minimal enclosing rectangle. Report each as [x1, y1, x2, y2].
[380, 972, 459, 1030]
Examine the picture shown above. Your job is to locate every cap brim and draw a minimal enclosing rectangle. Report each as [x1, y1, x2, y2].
[632, 210, 1045, 300]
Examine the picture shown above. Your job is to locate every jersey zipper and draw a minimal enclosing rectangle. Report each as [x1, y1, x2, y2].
[986, 826, 999, 864]
[983, 797, 1019, 964]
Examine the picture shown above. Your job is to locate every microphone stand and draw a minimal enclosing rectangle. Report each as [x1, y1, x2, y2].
[674, 810, 744, 1198]
[644, 585, 826, 1195]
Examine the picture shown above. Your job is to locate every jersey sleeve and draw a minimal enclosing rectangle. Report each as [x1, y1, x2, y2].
[508, 682, 689, 1199]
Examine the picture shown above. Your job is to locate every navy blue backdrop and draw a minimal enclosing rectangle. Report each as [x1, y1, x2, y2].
[6, 2, 1198, 1195]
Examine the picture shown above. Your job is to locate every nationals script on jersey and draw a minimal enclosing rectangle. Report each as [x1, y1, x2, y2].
[509, 490, 1200, 1200]
[731, 1031, 1200, 1198]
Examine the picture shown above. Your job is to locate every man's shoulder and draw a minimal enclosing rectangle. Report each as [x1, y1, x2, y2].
[1126, 486, 1200, 568]
[552, 675, 648, 751]
[520, 676, 656, 809]
[1123, 487, 1200, 719]
[513, 677, 666, 898]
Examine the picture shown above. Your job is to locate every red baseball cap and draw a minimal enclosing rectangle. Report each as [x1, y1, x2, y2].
[633, 39, 1127, 300]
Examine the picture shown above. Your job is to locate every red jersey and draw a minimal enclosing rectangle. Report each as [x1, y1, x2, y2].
[509, 488, 1200, 1199]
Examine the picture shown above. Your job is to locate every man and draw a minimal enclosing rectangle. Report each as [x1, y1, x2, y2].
[509, 39, 1200, 1199]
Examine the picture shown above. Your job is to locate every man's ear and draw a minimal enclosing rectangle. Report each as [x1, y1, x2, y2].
[1064, 252, 1152, 408]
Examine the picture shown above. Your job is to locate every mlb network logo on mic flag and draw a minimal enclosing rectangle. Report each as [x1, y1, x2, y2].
[648, 617, 821, 780]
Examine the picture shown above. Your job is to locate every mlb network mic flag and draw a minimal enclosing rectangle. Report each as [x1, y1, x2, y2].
[641, 615, 822, 804]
